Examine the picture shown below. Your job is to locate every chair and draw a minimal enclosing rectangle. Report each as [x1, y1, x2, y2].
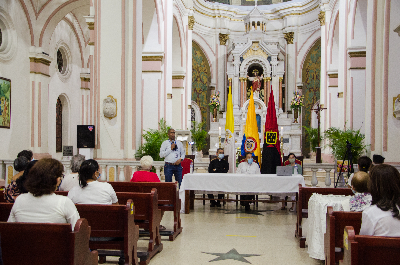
[181, 155, 194, 178]
[283, 155, 303, 167]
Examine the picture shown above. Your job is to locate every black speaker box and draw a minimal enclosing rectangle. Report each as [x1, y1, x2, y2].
[77, 125, 95, 148]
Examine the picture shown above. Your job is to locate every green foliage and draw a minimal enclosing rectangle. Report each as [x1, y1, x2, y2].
[324, 127, 367, 163]
[135, 119, 171, 161]
[190, 121, 208, 151]
[303, 126, 323, 152]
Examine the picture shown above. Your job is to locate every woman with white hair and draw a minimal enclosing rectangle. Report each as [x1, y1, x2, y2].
[130, 156, 160, 182]
[59, 154, 85, 191]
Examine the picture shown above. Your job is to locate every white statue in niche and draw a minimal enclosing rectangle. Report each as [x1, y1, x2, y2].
[103, 95, 117, 119]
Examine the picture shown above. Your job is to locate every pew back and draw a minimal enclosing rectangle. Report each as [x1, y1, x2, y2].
[325, 206, 362, 265]
[0, 202, 13, 221]
[0, 219, 98, 265]
[109, 181, 182, 241]
[75, 201, 138, 265]
[340, 226, 400, 265]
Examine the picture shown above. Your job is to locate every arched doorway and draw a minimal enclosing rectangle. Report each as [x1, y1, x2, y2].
[56, 97, 62, 152]
[302, 39, 321, 156]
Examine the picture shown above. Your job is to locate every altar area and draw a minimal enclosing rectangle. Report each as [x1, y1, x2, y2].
[205, 3, 302, 157]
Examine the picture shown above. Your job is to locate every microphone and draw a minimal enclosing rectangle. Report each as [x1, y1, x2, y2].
[172, 140, 178, 151]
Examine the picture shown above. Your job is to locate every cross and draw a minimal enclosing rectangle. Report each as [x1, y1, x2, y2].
[255, 0, 258, 7]
[311, 103, 327, 163]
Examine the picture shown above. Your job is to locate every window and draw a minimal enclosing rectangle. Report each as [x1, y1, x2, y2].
[57, 49, 64, 73]
[0, 28, 2, 47]
[56, 98, 62, 152]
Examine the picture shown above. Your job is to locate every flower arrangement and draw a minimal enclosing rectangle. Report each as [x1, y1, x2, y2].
[209, 91, 220, 112]
[290, 91, 304, 110]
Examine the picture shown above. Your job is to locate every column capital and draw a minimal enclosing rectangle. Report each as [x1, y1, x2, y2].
[188, 16, 195, 30]
[284, 32, 294, 44]
[318, 11, 325, 26]
[279, 77, 283, 82]
[264, 77, 271, 81]
[219, 33, 229, 45]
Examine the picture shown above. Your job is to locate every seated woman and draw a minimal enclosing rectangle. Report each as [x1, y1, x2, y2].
[348, 156, 373, 186]
[360, 164, 400, 236]
[285, 153, 302, 175]
[130, 156, 160, 182]
[4, 156, 29, 203]
[8, 158, 80, 231]
[59, 154, 85, 191]
[348, 171, 372, 212]
[68, 159, 118, 205]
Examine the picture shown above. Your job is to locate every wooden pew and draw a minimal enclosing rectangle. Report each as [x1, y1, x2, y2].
[295, 185, 353, 248]
[324, 206, 362, 265]
[339, 226, 400, 265]
[0, 218, 98, 265]
[115, 190, 163, 263]
[108, 181, 183, 241]
[76, 200, 140, 265]
[0, 190, 6, 202]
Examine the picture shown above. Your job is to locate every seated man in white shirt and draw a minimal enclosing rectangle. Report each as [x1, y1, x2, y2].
[237, 152, 260, 211]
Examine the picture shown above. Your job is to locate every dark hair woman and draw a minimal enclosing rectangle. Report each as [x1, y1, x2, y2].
[360, 164, 400, 236]
[348, 156, 373, 187]
[7, 158, 80, 231]
[67, 159, 118, 205]
[4, 157, 30, 203]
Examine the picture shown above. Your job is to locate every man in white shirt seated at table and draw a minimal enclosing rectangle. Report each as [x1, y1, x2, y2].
[237, 152, 260, 211]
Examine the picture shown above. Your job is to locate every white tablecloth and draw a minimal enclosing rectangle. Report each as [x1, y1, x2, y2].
[306, 193, 351, 260]
[179, 173, 305, 213]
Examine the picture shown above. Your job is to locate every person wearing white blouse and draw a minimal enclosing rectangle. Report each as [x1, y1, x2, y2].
[236, 152, 260, 211]
[360, 164, 400, 237]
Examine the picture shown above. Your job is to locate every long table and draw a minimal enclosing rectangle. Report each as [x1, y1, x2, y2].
[179, 173, 305, 214]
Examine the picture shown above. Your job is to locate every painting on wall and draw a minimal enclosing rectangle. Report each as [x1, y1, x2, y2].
[0, 77, 11, 128]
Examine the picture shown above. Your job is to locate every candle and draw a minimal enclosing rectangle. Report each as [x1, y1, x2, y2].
[219, 127, 221, 136]
[280, 127, 283, 136]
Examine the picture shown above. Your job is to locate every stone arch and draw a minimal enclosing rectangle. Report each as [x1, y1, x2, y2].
[191, 100, 202, 126]
[298, 33, 321, 80]
[301, 39, 321, 157]
[37, 0, 89, 51]
[239, 56, 271, 77]
[143, 0, 161, 50]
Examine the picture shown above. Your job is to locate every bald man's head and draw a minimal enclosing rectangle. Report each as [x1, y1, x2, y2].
[352, 171, 370, 193]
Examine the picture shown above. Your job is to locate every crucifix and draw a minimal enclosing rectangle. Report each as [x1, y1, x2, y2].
[311, 103, 327, 163]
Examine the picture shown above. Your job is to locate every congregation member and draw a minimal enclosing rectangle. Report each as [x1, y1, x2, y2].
[159, 128, 185, 187]
[348, 156, 372, 186]
[373, 154, 385, 165]
[342, 171, 372, 212]
[130, 156, 160, 182]
[8, 158, 80, 231]
[68, 159, 118, 205]
[208, 148, 229, 207]
[59, 154, 85, 191]
[360, 164, 400, 236]
[4, 156, 29, 203]
[17, 150, 33, 162]
[237, 152, 260, 211]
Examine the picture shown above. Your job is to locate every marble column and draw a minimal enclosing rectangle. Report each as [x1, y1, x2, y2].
[239, 77, 245, 107]
[263, 77, 267, 105]
[266, 77, 271, 104]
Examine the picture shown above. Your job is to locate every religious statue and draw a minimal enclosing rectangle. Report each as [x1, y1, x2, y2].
[247, 69, 263, 99]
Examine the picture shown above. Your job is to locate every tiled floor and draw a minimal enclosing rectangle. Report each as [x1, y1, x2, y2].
[104, 197, 324, 265]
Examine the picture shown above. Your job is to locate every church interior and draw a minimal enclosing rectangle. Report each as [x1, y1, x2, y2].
[0, 0, 399, 264]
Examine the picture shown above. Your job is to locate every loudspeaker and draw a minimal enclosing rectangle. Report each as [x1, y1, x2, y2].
[77, 125, 95, 148]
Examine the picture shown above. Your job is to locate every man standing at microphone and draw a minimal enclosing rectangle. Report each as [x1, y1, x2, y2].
[160, 128, 185, 188]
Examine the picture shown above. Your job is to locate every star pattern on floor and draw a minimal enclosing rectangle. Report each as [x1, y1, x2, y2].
[202, 248, 260, 263]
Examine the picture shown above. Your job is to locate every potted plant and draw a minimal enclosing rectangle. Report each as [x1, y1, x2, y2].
[303, 126, 323, 155]
[136, 119, 171, 161]
[290, 91, 304, 123]
[190, 121, 208, 161]
[209, 91, 220, 122]
[324, 126, 367, 164]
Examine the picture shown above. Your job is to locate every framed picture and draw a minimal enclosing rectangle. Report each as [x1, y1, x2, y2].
[0, 77, 11, 128]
